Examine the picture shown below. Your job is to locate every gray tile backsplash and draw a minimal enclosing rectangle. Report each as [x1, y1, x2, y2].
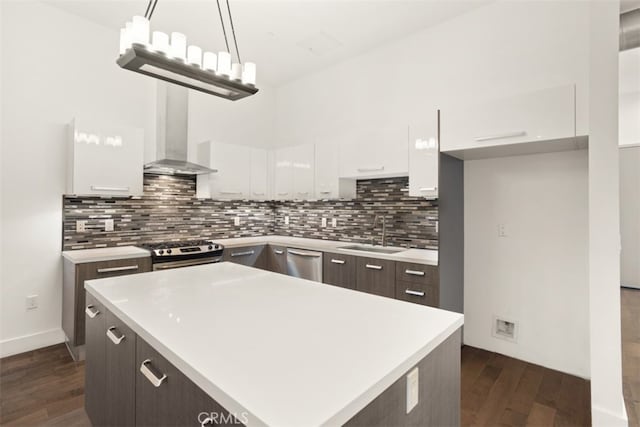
[62, 174, 438, 250]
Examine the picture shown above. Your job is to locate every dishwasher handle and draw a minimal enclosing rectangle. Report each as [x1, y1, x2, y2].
[288, 249, 322, 258]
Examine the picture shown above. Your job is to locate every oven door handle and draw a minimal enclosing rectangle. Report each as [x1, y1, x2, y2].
[153, 257, 220, 270]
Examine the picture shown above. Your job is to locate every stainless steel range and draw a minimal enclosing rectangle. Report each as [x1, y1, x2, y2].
[141, 240, 224, 270]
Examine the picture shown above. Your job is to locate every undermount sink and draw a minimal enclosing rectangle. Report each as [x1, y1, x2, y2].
[339, 244, 407, 254]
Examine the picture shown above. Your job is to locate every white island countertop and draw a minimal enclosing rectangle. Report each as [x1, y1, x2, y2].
[62, 245, 150, 264]
[214, 235, 438, 265]
[86, 262, 462, 427]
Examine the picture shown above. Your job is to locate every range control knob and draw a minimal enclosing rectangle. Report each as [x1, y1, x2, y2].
[208, 245, 213, 250]
[167, 249, 172, 254]
[158, 250, 164, 255]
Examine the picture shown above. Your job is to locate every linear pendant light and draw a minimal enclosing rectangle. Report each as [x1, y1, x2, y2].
[117, 0, 258, 101]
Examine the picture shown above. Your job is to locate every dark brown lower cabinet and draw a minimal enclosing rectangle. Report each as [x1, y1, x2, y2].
[135, 338, 237, 427]
[356, 257, 396, 298]
[323, 253, 357, 289]
[84, 293, 106, 427]
[223, 245, 267, 269]
[267, 245, 287, 274]
[105, 310, 137, 427]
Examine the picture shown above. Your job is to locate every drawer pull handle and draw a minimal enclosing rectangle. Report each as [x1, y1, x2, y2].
[365, 264, 382, 270]
[91, 185, 129, 192]
[106, 327, 125, 345]
[277, 192, 289, 196]
[140, 359, 167, 387]
[97, 265, 139, 273]
[419, 187, 437, 192]
[85, 305, 100, 318]
[274, 250, 284, 255]
[405, 269, 425, 276]
[253, 192, 265, 196]
[220, 190, 242, 195]
[288, 250, 321, 258]
[357, 166, 384, 172]
[331, 259, 345, 264]
[231, 250, 254, 257]
[405, 289, 426, 297]
[320, 191, 332, 194]
[474, 131, 526, 142]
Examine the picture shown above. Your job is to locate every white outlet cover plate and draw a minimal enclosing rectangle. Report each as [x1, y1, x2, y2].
[76, 220, 86, 232]
[406, 367, 419, 413]
[492, 315, 518, 343]
[104, 219, 114, 232]
[234, 217, 241, 226]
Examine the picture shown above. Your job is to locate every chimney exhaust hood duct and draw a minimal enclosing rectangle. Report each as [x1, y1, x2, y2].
[620, 8, 640, 51]
[144, 82, 216, 175]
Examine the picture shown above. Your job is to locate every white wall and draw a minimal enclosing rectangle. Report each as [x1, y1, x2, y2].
[588, 2, 626, 425]
[620, 146, 640, 289]
[464, 151, 589, 377]
[619, 48, 640, 147]
[273, 1, 591, 376]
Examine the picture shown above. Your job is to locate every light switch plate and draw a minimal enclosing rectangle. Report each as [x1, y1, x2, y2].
[332, 218, 337, 227]
[285, 216, 289, 225]
[104, 219, 114, 232]
[321, 218, 327, 228]
[76, 220, 86, 232]
[498, 223, 508, 237]
[406, 367, 419, 413]
[26, 294, 38, 310]
[234, 216, 241, 226]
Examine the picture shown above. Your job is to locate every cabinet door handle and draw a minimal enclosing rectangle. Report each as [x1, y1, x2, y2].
[106, 326, 125, 345]
[474, 131, 526, 142]
[253, 192, 265, 196]
[274, 250, 284, 255]
[140, 359, 167, 387]
[220, 191, 242, 195]
[365, 264, 383, 270]
[331, 259, 345, 264]
[91, 185, 130, 192]
[357, 166, 384, 172]
[97, 265, 139, 273]
[405, 269, 425, 276]
[405, 289, 426, 297]
[320, 191, 332, 194]
[297, 191, 309, 195]
[277, 192, 289, 196]
[288, 249, 321, 258]
[419, 187, 437, 192]
[231, 250, 254, 257]
[85, 305, 100, 318]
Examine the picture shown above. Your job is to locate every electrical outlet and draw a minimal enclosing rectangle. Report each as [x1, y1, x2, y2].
[492, 316, 518, 342]
[104, 219, 114, 232]
[406, 367, 419, 413]
[76, 220, 86, 232]
[234, 216, 241, 226]
[321, 218, 327, 228]
[332, 218, 337, 227]
[26, 295, 38, 310]
[498, 223, 508, 237]
[285, 216, 289, 225]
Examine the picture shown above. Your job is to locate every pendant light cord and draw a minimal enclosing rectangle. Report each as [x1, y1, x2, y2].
[148, 0, 158, 20]
[144, 0, 153, 18]
[226, 0, 242, 64]
[216, 0, 231, 54]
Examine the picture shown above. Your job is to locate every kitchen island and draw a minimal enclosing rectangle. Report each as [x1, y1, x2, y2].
[84, 262, 463, 426]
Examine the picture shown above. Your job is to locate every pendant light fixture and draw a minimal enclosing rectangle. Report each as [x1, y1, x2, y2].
[117, 0, 258, 101]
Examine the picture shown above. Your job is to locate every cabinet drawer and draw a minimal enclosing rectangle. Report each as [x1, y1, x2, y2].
[395, 280, 439, 307]
[323, 253, 356, 289]
[356, 257, 396, 298]
[395, 262, 437, 285]
[268, 245, 287, 274]
[223, 245, 266, 269]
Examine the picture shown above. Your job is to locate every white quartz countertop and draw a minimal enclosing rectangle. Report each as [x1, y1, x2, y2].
[86, 262, 462, 427]
[62, 246, 150, 264]
[214, 235, 438, 265]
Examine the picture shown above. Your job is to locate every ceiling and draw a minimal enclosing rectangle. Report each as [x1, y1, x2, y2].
[45, 0, 490, 87]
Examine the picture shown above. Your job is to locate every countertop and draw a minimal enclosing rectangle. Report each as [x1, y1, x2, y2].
[61, 246, 150, 264]
[85, 262, 463, 427]
[214, 235, 439, 265]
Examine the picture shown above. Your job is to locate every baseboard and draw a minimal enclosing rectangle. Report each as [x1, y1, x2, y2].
[0, 328, 66, 358]
[591, 403, 628, 427]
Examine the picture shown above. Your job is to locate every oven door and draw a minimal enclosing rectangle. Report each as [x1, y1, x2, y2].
[152, 256, 222, 271]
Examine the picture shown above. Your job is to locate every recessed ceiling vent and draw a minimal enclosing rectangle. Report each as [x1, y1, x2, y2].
[297, 32, 342, 56]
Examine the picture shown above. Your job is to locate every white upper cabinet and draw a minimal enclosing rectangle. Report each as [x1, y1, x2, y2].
[315, 139, 356, 199]
[273, 143, 315, 200]
[338, 125, 409, 179]
[250, 148, 269, 200]
[408, 113, 439, 199]
[197, 141, 251, 199]
[67, 118, 144, 196]
[440, 84, 576, 156]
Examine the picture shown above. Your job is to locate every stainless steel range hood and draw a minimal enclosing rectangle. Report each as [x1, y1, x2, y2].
[144, 82, 216, 175]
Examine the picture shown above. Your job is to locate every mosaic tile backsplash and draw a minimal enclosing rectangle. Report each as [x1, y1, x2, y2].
[63, 174, 438, 250]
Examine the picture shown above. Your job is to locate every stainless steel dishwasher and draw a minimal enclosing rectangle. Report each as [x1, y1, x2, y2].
[286, 248, 323, 282]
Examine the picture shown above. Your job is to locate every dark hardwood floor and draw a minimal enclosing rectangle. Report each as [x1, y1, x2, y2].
[0, 341, 594, 426]
[622, 287, 640, 427]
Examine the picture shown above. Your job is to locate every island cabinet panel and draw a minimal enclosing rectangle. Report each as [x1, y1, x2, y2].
[395, 262, 440, 307]
[356, 257, 396, 298]
[267, 244, 287, 274]
[223, 245, 267, 269]
[344, 329, 461, 427]
[135, 338, 238, 427]
[84, 293, 107, 427]
[323, 253, 357, 289]
[105, 310, 137, 427]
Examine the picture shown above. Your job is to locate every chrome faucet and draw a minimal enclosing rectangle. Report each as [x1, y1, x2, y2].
[373, 214, 387, 247]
